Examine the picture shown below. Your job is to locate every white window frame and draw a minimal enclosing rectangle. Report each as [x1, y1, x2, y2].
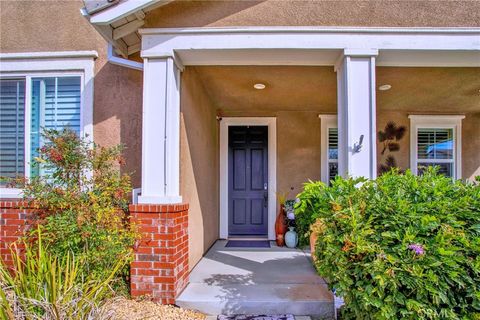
[409, 115, 465, 179]
[0, 51, 97, 198]
[319, 114, 338, 184]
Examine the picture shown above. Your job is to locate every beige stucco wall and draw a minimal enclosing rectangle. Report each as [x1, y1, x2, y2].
[180, 68, 219, 269]
[145, 0, 480, 28]
[462, 113, 480, 180]
[0, 0, 144, 187]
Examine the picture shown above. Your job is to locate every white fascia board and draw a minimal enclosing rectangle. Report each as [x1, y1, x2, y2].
[141, 27, 480, 52]
[89, 0, 162, 25]
[139, 27, 480, 66]
[139, 26, 480, 35]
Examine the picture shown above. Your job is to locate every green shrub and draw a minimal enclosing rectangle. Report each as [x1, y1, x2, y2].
[12, 128, 138, 288]
[0, 228, 125, 320]
[295, 168, 480, 319]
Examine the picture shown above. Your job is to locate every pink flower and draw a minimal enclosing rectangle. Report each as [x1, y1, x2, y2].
[408, 243, 425, 255]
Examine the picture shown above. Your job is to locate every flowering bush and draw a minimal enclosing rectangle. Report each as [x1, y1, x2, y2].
[295, 168, 480, 319]
[12, 128, 138, 289]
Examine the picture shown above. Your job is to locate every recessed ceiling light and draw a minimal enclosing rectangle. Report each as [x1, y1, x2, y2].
[254, 83, 266, 90]
[379, 84, 392, 91]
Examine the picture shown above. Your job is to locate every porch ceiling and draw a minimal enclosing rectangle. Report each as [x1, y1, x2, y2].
[193, 66, 480, 114]
[194, 66, 337, 114]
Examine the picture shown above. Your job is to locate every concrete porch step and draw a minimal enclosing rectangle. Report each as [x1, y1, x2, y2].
[178, 240, 334, 319]
[176, 282, 334, 318]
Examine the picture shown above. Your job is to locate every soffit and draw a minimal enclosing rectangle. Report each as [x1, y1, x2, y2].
[82, 0, 173, 58]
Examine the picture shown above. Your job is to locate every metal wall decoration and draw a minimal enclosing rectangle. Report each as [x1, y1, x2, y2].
[378, 121, 407, 174]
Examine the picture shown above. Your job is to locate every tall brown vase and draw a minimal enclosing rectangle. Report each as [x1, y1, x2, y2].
[275, 204, 287, 246]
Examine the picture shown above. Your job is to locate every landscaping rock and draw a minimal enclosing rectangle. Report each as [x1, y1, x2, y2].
[101, 297, 206, 320]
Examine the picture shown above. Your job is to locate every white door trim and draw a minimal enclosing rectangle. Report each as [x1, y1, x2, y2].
[219, 117, 277, 240]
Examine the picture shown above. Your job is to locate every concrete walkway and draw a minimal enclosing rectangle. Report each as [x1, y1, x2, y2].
[177, 240, 334, 319]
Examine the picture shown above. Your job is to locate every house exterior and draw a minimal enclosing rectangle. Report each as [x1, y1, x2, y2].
[1, 0, 479, 304]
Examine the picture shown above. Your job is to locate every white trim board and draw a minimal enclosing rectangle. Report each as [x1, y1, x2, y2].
[140, 27, 480, 67]
[219, 117, 277, 240]
[0, 51, 98, 60]
[88, 0, 171, 24]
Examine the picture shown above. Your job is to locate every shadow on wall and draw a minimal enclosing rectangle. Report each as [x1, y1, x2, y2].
[144, 0, 268, 28]
[93, 62, 143, 188]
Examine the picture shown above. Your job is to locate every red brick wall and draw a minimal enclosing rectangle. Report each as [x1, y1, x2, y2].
[129, 203, 190, 304]
[1, 200, 190, 305]
[0, 200, 32, 266]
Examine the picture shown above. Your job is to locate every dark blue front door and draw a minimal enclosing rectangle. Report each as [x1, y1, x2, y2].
[228, 126, 268, 236]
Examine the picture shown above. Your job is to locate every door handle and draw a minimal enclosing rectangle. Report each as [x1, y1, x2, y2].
[263, 183, 268, 207]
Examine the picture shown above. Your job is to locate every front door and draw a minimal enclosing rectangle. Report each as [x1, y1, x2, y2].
[228, 126, 268, 236]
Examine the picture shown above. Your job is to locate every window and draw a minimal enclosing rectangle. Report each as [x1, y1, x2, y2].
[320, 115, 338, 185]
[0, 51, 95, 197]
[409, 115, 464, 179]
[328, 128, 338, 183]
[0, 76, 81, 181]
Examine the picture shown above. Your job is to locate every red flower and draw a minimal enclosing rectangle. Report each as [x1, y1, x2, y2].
[114, 189, 124, 200]
[49, 148, 63, 162]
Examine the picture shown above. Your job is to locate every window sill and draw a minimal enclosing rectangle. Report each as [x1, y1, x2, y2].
[0, 188, 23, 199]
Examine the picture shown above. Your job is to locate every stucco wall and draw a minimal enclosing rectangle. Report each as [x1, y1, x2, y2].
[462, 113, 480, 180]
[180, 68, 219, 269]
[0, 0, 143, 187]
[145, 0, 480, 28]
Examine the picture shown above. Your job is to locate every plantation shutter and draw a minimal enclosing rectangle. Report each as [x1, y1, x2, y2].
[417, 128, 454, 177]
[328, 128, 338, 184]
[31, 76, 81, 177]
[0, 79, 25, 184]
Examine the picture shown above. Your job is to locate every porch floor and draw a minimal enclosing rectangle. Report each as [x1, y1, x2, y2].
[176, 240, 334, 319]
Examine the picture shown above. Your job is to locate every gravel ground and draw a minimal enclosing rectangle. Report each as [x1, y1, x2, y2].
[101, 297, 206, 320]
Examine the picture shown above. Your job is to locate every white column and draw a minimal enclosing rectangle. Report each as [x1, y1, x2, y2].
[138, 57, 182, 204]
[335, 49, 378, 179]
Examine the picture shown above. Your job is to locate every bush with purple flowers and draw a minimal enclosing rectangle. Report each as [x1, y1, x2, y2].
[295, 168, 480, 319]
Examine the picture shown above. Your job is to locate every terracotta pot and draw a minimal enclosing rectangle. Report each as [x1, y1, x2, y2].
[310, 231, 318, 262]
[275, 204, 287, 246]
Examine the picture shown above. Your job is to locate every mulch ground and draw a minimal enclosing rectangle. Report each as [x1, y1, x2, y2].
[101, 297, 206, 320]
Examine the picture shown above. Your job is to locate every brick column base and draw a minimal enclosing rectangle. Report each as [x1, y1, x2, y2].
[129, 203, 189, 304]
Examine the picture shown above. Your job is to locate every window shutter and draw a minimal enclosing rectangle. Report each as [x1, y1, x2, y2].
[31, 77, 81, 177]
[0, 79, 25, 183]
